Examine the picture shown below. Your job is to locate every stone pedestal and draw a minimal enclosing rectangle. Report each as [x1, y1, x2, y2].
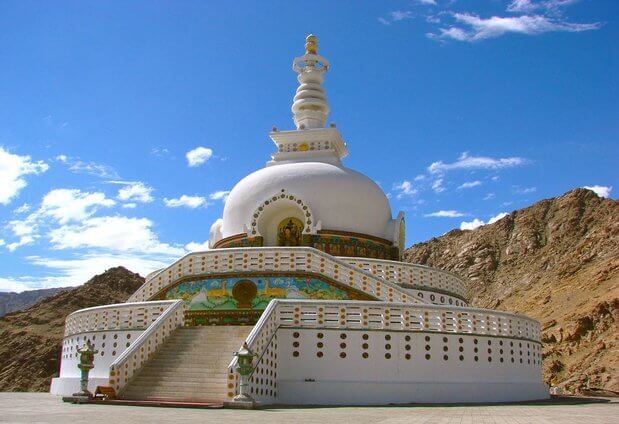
[61, 395, 91, 404]
[223, 399, 260, 409]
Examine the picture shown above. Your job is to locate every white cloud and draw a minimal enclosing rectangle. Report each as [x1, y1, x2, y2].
[4, 189, 116, 251]
[0, 253, 172, 292]
[0, 147, 49, 205]
[6, 235, 34, 252]
[507, 0, 535, 12]
[379, 10, 414, 25]
[185, 240, 210, 252]
[67, 159, 119, 179]
[163, 195, 207, 209]
[425, 210, 466, 218]
[150, 148, 170, 157]
[583, 185, 612, 198]
[507, 0, 578, 13]
[484, 193, 496, 200]
[488, 212, 509, 224]
[40, 189, 116, 224]
[460, 218, 485, 230]
[55, 154, 68, 163]
[415, 0, 436, 4]
[117, 182, 154, 203]
[460, 212, 509, 231]
[458, 180, 482, 190]
[429, 152, 527, 174]
[393, 180, 418, 199]
[390, 10, 413, 21]
[432, 178, 445, 193]
[48, 216, 185, 256]
[13, 203, 31, 214]
[186, 147, 213, 167]
[7, 217, 35, 237]
[209, 190, 230, 203]
[431, 13, 599, 42]
[514, 186, 537, 194]
[122, 202, 137, 209]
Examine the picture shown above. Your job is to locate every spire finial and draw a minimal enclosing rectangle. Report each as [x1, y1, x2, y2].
[291, 35, 330, 130]
[305, 34, 318, 55]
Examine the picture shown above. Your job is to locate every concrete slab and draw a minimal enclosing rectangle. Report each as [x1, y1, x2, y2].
[0, 393, 617, 424]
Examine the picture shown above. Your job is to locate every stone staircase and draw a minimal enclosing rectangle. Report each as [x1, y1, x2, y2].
[120, 326, 251, 402]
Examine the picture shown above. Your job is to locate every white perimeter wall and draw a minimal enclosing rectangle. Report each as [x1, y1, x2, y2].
[51, 329, 143, 395]
[274, 328, 547, 405]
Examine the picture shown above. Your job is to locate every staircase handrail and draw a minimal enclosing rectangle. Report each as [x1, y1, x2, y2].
[227, 298, 281, 373]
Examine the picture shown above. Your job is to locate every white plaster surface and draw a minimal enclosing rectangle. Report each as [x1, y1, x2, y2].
[275, 328, 547, 405]
[221, 162, 395, 242]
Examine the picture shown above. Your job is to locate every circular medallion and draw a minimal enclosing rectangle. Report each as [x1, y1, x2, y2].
[232, 280, 258, 309]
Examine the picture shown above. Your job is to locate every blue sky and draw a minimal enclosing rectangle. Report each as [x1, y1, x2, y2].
[0, 0, 617, 291]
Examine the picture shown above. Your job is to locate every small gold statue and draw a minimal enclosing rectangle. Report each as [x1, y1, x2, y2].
[305, 34, 318, 55]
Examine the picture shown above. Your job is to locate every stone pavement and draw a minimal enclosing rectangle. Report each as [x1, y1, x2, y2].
[0, 393, 617, 424]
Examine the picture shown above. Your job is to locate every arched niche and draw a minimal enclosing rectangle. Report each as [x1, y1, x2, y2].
[248, 191, 316, 246]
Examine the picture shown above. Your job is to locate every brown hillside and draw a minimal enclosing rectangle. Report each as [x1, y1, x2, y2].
[0, 267, 144, 392]
[404, 188, 619, 394]
[0, 287, 71, 317]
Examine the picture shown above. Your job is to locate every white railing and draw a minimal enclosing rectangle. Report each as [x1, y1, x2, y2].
[128, 247, 427, 306]
[64, 300, 179, 338]
[227, 299, 280, 404]
[109, 300, 186, 394]
[273, 300, 540, 340]
[225, 299, 541, 402]
[340, 257, 467, 300]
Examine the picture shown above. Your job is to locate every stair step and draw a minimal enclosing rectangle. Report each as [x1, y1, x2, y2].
[137, 370, 231, 378]
[131, 377, 227, 384]
[139, 363, 229, 370]
[121, 394, 224, 402]
[138, 367, 232, 373]
[122, 389, 226, 397]
[127, 381, 227, 388]
[120, 325, 250, 402]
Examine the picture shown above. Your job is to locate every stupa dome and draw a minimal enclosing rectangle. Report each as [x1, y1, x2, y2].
[220, 160, 394, 245]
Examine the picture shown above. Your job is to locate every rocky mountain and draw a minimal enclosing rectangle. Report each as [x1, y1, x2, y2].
[405, 188, 618, 395]
[0, 267, 144, 392]
[0, 287, 71, 317]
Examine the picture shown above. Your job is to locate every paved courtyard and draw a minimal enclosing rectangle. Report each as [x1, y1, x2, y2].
[0, 393, 617, 424]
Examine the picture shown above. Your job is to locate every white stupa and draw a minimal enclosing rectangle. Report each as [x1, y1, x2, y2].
[51, 35, 548, 406]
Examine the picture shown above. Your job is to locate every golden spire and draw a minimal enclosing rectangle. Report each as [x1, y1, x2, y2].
[305, 34, 318, 55]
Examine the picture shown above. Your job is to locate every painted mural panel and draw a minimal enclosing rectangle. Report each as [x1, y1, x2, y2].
[165, 275, 352, 312]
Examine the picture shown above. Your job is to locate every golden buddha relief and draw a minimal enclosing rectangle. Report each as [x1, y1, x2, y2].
[277, 217, 304, 246]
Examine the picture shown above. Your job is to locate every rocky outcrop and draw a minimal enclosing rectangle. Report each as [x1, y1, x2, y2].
[0, 267, 144, 392]
[405, 188, 618, 395]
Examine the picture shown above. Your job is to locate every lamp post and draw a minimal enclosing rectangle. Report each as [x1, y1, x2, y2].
[76, 340, 98, 396]
[63, 340, 98, 403]
[224, 342, 259, 409]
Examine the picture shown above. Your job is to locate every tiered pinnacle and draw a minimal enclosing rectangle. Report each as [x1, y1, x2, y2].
[291, 34, 330, 130]
[268, 34, 347, 165]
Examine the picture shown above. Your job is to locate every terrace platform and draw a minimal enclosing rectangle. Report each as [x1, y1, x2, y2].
[1, 393, 616, 424]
